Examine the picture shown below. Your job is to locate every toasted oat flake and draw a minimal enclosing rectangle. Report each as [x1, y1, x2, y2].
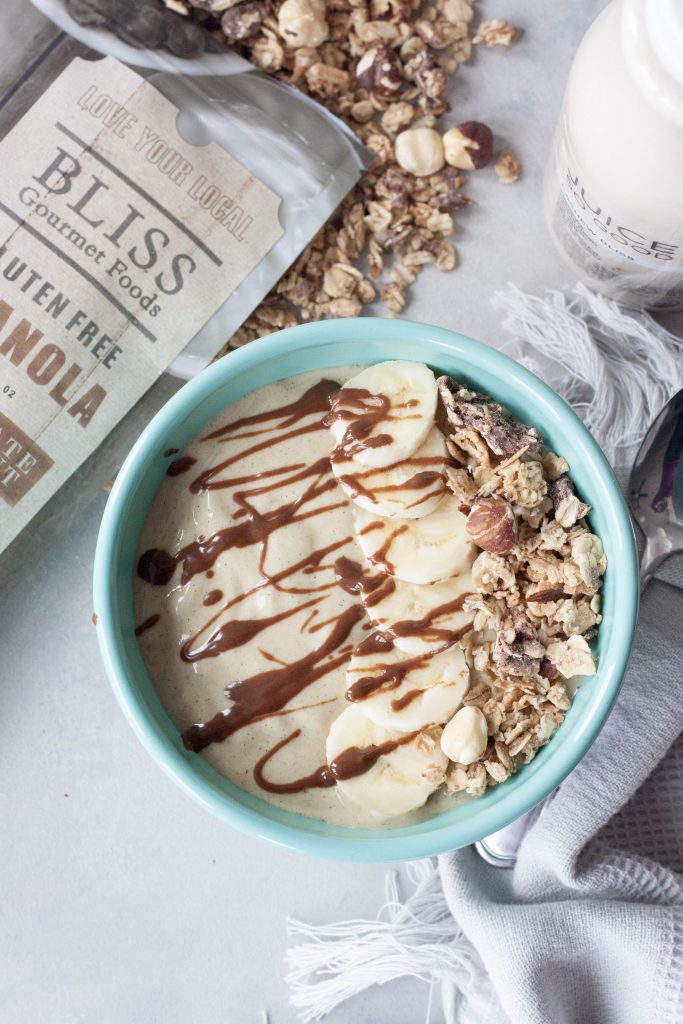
[495, 150, 522, 184]
[473, 18, 521, 48]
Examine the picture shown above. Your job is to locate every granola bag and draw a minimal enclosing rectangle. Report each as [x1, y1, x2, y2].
[0, 6, 369, 584]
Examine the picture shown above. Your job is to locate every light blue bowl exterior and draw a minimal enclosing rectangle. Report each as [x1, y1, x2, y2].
[93, 318, 639, 863]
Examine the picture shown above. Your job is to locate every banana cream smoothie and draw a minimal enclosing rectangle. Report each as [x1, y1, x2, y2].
[134, 361, 607, 827]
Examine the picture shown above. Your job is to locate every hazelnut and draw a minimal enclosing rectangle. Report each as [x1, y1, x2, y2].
[466, 495, 517, 553]
[395, 127, 445, 177]
[277, 0, 329, 49]
[355, 46, 403, 96]
[441, 707, 488, 765]
[443, 121, 494, 170]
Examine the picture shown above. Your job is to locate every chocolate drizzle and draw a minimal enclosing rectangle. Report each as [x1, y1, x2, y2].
[182, 605, 364, 753]
[204, 380, 339, 441]
[190, 424, 329, 494]
[135, 614, 160, 637]
[366, 523, 408, 574]
[138, 382, 348, 587]
[137, 479, 344, 587]
[181, 597, 322, 662]
[186, 380, 339, 495]
[354, 629, 396, 657]
[335, 557, 473, 646]
[138, 549, 176, 586]
[390, 688, 424, 712]
[346, 641, 433, 703]
[253, 726, 420, 794]
[326, 387, 393, 458]
[340, 586, 473, 705]
[335, 457, 444, 512]
[334, 556, 396, 607]
[389, 594, 473, 646]
[166, 456, 196, 477]
[180, 537, 354, 667]
[253, 731, 336, 793]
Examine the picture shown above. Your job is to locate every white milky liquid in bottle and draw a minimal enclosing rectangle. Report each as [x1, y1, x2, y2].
[544, 0, 683, 311]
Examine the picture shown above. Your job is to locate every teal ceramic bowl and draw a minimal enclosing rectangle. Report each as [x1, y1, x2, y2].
[93, 318, 639, 862]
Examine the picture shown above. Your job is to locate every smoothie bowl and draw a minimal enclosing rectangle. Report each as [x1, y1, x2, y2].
[93, 318, 638, 862]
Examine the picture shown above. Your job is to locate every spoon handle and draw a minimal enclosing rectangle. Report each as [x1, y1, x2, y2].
[474, 796, 554, 867]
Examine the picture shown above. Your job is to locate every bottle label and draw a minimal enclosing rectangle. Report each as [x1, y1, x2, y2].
[0, 56, 283, 553]
[547, 126, 683, 308]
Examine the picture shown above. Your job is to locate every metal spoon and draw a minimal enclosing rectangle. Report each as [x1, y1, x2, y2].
[628, 388, 683, 590]
[475, 388, 683, 868]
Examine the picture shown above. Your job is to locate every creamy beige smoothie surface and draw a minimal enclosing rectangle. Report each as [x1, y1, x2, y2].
[136, 370, 362, 826]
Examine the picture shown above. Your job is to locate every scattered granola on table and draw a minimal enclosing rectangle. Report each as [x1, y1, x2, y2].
[495, 149, 522, 184]
[149, 0, 524, 350]
[472, 17, 521, 48]
[436, 376, 606, 796]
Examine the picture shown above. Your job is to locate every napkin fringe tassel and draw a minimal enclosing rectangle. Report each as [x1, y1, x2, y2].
[493, 282, 683, 481]
[285, 859, 488, 1023]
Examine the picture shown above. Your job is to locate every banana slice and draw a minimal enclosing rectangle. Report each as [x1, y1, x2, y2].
[362, 573, 474, 655]
[329, 361, 438, 468]
[346, 642, 470, 732]
[325, 704, 447, 818]
[353, 494, 476, 584]
[331, 426, 447, 520]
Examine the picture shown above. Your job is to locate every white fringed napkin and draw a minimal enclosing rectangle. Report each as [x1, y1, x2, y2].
[284, 284, 683, 1023]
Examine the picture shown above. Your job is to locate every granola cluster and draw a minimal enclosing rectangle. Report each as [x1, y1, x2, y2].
[436, 376, 607, 796]
[166, 0, 521, 347]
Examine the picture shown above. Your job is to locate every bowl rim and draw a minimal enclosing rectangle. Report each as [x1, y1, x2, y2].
[93, 317, 639, 862]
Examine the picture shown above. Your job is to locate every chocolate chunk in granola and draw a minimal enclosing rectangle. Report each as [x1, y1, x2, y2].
[493, 620, 545, 677]
[539, 658, 560, 680]
[437, 376, 541, 458]
[375, 167, 411, 207]
[221, 1, 270, 41]
[405, 51, 449, 113]
[526, 586, 570, 603]
[429, 167, 472, 212]
[548, 475, 591, 527]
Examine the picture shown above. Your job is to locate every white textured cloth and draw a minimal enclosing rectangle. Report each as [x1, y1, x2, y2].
[285, 286, 683, 1024]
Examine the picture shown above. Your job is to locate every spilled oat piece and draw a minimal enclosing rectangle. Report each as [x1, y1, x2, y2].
[495, 150, 522, 184]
